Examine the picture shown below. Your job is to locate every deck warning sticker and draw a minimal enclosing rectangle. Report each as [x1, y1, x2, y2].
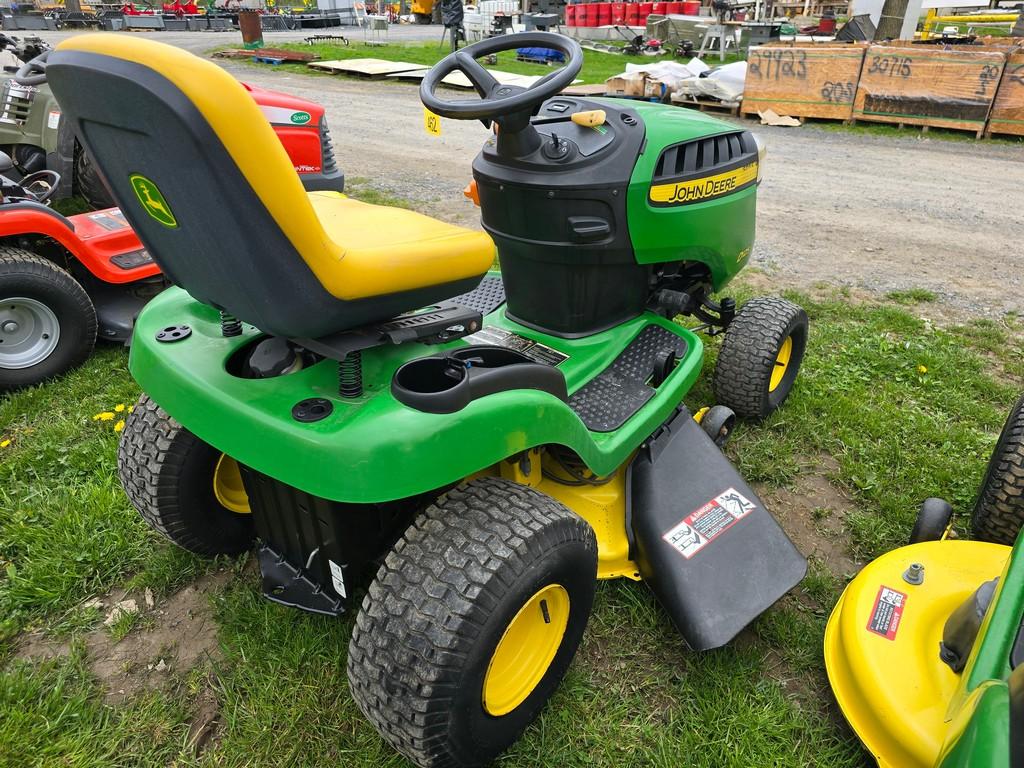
[462, 326, 569, 366]
[328, 560, 347, 599]
[867, 585, 906, 640]
[663, 487, 758, 560]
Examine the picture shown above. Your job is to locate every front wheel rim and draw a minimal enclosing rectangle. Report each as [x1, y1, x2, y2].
[769, 335, 793, 393]
[0, 296, 60, 369]
[482, 583, 570, 716]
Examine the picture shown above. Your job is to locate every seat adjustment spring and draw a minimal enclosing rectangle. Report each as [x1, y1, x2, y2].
[339, 351, 363, 398]
[220, 311, 242, 338]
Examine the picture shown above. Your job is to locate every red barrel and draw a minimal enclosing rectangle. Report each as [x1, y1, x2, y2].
[650, 1, 665, 14]
[624, 2, 639, 24]
[681, 0, 699, 12]
[817, 15, 835, 32]
[565, 4, 576, 24]
[576, 3, 589, 25]
[596, 2, 612, 25]
[638, 1, 653, 22]
[610, 1, 627, 22]
[585, 3, 600, 26]
[665, 1, 683, 13]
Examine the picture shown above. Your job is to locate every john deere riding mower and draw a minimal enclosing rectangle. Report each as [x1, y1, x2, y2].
[49, 32, 809, 767]
[826, 394, 1024, 768]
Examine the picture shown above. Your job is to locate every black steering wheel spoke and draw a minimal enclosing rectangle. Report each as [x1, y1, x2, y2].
[420, 32, 582, 126]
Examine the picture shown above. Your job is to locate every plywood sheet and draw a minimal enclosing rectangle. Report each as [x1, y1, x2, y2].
[852, 45, 1006, 134]
[384, 68, 543, 89]
[306, 59, 424, 77]
[987, 51, 1024, 136]
[741, 44, 868, 120]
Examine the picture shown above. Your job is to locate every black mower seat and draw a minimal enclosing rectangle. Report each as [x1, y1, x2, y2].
[46, 35, 494, 339]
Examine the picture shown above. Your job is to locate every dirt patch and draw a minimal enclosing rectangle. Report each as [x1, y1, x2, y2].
[16, 569, 234, 704]
[759, 454, 861, 579]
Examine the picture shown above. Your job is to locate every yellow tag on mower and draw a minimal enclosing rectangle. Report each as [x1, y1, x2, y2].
[424, 108, 441, 137]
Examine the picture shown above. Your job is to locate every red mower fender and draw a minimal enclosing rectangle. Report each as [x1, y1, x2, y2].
[0, 204, 160, 284]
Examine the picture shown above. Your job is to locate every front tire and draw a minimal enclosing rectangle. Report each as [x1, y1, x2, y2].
[713, 296, 808, 419]
[971, 394, 1024, 545]
[0, 247, 96, 392]
[117, 394, 255, 556]
[74, 145, 116, 210]
[347, 477, 597, 768]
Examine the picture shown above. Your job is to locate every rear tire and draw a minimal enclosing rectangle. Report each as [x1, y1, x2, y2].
[74, 145, 116, 210]
[117, 394, 254, 556]
[347, 477, 597, 768]
[971, 395, 1024, 545]
[0, 247, 96, 392]
[713, 296, 808, 419]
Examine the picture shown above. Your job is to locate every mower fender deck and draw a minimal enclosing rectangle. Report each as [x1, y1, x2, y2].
[824, 539, 1011, 768]
[129, 286, 704, 504]
[629, 409, 806, 650]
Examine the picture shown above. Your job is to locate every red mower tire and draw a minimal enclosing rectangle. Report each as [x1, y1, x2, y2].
[347, 477, 598, 768]
[713, 296, 808, 420]
[971, 394, 1024, 546]
[118, 394, 255, 556]
[0, 247, 96, 393]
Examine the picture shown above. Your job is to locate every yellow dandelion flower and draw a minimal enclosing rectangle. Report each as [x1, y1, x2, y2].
[94, 412, 115, 421]
[114, 420, 125, 433]
[0, 439, 11, 449]
[917, 365, 928, 375]
[114, 404, 126, 413]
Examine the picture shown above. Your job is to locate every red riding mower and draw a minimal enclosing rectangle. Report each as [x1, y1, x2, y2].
[0, 72, 343, 392]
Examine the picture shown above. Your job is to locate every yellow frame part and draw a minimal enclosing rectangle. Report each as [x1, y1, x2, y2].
[824, 540, 1008, 768]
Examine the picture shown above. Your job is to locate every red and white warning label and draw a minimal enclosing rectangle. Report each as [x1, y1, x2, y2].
[662, 487, 758, 560]
[867, 585, 907, 640]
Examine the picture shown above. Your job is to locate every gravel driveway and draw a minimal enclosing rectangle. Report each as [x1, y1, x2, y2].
[30, 29, 1024, 317]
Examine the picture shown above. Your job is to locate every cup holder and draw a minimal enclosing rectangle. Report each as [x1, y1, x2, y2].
[392, 345, 568, 414]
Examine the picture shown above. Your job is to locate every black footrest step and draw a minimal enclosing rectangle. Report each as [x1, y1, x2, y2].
[569, 325, 688, 432]
[451, 275, 506, 317]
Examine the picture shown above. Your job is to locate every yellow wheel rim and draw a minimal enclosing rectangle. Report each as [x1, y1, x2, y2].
[213, 455, 250, 514]
[482, 584, 570, 716]
[769, 335, 793, 393]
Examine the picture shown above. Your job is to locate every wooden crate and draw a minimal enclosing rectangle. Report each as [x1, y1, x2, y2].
[852, 45, 1007, 137]
[741, 44, 868, 121]
[987, 51, 1024, 137]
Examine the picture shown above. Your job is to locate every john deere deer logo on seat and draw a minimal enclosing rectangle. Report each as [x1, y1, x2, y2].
[129, 174, 177, 228]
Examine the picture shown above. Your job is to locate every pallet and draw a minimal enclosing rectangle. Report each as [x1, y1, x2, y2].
[742, 44, 868, 122]
[672, 96, 741, 116]
[986, 51, 1024, 138]
[852, 45, 1006, 139]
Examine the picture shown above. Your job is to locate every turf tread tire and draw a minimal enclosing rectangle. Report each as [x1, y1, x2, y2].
[74, 147, 116, 211]
[0, 247, 96, 392]
[117, 394, 254, 556]
[713, 296, 808, 419]
[347, 477, 597, 768]
[971, 394, 1024, 545]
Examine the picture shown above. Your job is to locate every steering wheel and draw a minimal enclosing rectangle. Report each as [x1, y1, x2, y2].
[14, 50, 49, 87]
[18, 170, 60, 203]
[420, 32, 582, 124]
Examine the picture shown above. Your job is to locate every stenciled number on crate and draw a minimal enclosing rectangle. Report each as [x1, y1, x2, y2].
[749, 49, 808, 81]
[867, 55, 912, 78]
[976, 64, 1001, 97]
[1010, 64, 1024, 86]
[820, 80, 856, 103]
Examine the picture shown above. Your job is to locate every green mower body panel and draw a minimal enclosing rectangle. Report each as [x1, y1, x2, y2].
[622, 100, 757, 289]
[129, 285, 704, 504]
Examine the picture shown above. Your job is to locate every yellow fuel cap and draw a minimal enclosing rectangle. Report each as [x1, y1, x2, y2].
[570, 110, 606, 128]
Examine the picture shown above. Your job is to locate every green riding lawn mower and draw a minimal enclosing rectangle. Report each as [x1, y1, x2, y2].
[49, 32, 811, 767]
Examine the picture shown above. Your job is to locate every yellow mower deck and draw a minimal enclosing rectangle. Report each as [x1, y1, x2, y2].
[824, 540, 1008, 767]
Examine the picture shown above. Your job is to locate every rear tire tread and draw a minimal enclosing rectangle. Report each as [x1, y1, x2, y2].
[971, 395, 1024, 545]
[347, 476, 596, 768]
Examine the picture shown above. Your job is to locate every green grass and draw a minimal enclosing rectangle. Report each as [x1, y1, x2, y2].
[1, 220, 1022, 765]
[238, 40, 742, 85]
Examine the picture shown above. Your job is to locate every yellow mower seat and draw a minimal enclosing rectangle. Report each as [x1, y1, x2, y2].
[307, 192, 492, 299]
[47, 35, 493, 338]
